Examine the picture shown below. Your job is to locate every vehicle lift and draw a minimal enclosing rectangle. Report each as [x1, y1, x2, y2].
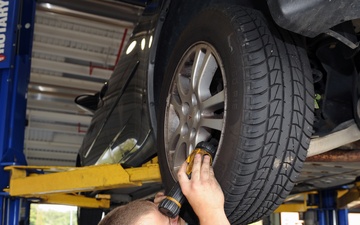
[1, 1, 360, 225]
[0, 1, 162, 224]
[274, 182, 360, 225]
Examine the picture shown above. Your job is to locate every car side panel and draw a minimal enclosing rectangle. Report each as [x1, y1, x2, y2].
[78, 1, 164, 166]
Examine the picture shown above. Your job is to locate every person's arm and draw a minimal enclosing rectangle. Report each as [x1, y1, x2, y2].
[177, 154, 230, 225]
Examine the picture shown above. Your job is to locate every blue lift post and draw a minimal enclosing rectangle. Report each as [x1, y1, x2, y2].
[0, 0, 36, 224]
[316, 189, 349, 225]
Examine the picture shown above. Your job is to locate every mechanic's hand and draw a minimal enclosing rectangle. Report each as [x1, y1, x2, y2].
[177, 154, 230, 225]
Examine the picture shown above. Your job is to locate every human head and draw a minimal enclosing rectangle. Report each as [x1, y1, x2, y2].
[98, 199, 179, 225]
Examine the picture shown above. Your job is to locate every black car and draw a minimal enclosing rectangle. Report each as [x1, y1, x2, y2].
[76, 0, 360, 224]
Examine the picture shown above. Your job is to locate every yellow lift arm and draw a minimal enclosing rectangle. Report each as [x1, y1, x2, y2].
[4, 160, 360, 212]
[3, 162, 161, 208]
[274, 191, 318, 213]
[275, 181, 360, 212]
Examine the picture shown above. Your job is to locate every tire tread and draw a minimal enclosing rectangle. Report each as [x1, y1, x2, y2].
[216, 6, 314, 224]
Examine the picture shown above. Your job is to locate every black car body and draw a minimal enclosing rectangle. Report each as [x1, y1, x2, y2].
[77, 0, 360, 224]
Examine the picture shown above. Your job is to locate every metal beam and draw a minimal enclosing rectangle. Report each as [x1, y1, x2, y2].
[34, 193, 110, 208]
[27, 95, 93, 116]
[306, 149, 360, 162]
[30, 72, 103, 92]
[27, 99, 82, 114]
[31, 58, 112, 80]
[25, 140, 80, 153]
[35, 9, 133, 33]
[4, 163, 161, 197]
[275, 181, 360, 220]
[25, 150, 77, 164]
[308, 120, 360, 157]
[26, 158, 76, 167]
[34, 23, 122, 50]
[36, 0, 143, 23]
[275, 202, 317, 213]
[33, 42, 118, 65]
[26, 151, 77, 163]
[27, 109, 92, 125]
[27, 121, 88, 135]
[275, 192, 318, 213]
[338, 182, 360, 209]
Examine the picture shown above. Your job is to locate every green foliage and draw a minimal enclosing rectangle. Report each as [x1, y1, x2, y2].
[30, 204, 77, 225]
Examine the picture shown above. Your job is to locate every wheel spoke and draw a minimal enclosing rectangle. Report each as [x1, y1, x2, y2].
[201, 90, 225, 112]
[194, 127, 212, 144]
[168, 127, 181, 151]
[194, 51, 218, 101]
[200, 117, 223, 131]
[176, 74, 190, 101]
[167, 149, 176, 168]
[168, 138, 187, 174]
[191, 47, 206, 86]
[169, 94, 183, 116]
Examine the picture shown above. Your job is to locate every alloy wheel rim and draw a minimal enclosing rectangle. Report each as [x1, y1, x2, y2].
[164, 42, 227, 179]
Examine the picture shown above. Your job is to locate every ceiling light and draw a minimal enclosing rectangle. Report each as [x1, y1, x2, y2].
[141, 38, 146, 50]
[126, 41, 137, 55]
[45, 3, 52, 9]
[149, 35, 153, 48]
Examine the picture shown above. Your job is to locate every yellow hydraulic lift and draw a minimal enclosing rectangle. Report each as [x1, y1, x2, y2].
[274, 181, 360, 213]
[3, 160, 161, 209]
[3, 158, 360, 214]
[274, 191, 319, 213]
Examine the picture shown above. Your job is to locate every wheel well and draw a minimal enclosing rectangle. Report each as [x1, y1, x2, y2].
[308, 21, 359, 135]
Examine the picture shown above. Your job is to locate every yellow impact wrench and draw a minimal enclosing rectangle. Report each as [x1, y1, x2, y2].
[158, 141, 217, 218]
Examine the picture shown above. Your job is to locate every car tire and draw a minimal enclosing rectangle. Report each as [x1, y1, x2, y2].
[157, 4, 314, 225]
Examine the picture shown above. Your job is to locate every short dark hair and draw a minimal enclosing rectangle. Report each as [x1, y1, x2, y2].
[98, 200, 157, 225]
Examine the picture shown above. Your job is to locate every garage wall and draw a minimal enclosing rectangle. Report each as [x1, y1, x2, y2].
[24, 3, 139, 166]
